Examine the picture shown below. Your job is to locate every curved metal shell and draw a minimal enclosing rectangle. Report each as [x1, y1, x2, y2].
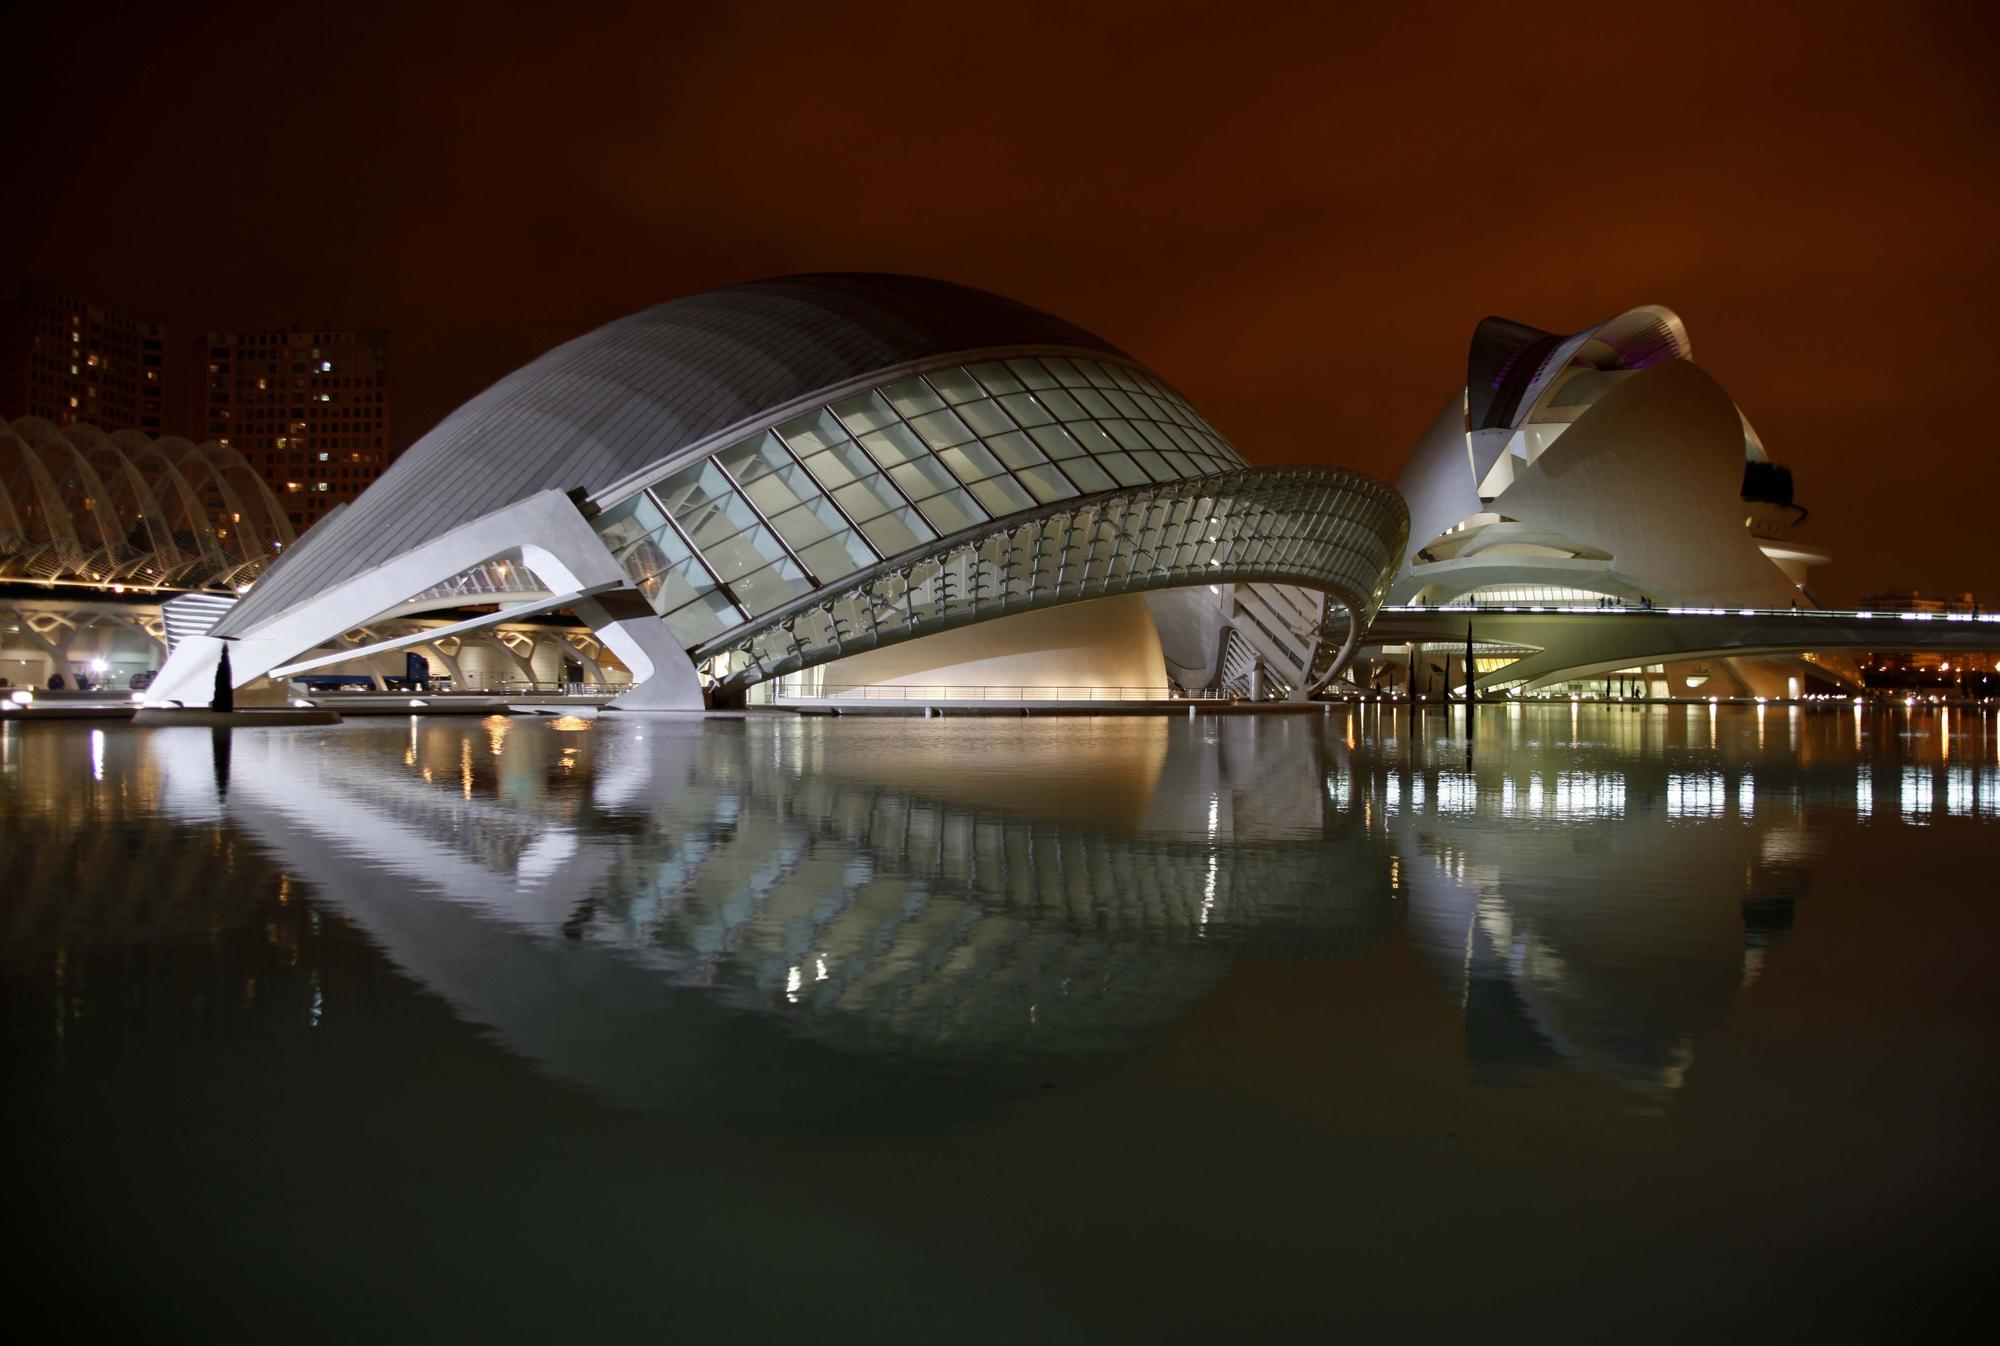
[216, 274, 1125, 637]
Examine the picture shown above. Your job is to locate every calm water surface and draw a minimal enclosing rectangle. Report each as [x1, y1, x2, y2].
[3, 706, 1997, 1341]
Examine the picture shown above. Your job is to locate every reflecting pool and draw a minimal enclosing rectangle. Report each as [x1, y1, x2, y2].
[4, 705, 1997, 1341]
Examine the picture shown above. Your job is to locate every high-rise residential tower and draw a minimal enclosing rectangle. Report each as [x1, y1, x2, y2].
[188, 324, 391, 533]
[0, 280, 167, 433]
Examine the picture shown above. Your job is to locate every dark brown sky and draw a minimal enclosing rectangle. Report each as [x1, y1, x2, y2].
[7, 0, 1997, 601]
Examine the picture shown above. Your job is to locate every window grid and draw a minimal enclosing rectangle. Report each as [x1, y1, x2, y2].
[594, 353, 1257, 645]
[688, 466, 1407, 693]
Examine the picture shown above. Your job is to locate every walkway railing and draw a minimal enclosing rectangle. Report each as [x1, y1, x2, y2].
[769, 684, 1228, 703]
[1379, 603, 2000, 623]
[310, 678, 619, 697]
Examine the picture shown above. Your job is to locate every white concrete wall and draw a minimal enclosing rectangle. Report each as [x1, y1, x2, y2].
[455, 641, 527, 689]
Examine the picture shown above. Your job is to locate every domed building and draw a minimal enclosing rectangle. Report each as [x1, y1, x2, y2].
[145, 274, 1406, 710]
[1382, 305, 1844, 697]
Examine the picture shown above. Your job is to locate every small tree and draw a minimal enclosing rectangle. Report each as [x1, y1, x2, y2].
[212, 644, 235, 714]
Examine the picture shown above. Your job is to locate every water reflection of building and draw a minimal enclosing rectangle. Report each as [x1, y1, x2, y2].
[140, 717, 1396, 1110]
[1332, 704, 1837, 1097]
[19, 704, 1990, 1110]
[0, 721, 396, 1058]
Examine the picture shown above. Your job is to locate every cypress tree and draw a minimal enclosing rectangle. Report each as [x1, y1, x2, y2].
[212, 644, 235, 714]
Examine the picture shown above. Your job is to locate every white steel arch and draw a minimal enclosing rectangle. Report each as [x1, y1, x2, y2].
[0, 417, 297, 590]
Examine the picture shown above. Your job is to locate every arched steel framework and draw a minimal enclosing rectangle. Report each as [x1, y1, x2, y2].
[0, 417, 296, 589]
[695, 466, 1408, 695]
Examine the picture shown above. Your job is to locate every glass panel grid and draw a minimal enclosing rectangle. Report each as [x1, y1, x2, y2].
[601, 352, 1263, 652]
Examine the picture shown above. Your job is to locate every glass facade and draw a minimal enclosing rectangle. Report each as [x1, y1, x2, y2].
[592, 354, 1250, 648]
[694, 466, 1409, 696]
[1451, 584, 1628, 607]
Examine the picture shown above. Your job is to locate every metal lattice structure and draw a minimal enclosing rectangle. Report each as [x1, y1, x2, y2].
[0, 416, 296, 589]
[696, 466, 1408, 694]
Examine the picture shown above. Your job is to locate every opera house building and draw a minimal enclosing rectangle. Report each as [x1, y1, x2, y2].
[1372, 304, 1845, 698]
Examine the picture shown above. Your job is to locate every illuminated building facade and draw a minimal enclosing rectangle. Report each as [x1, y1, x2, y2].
[144, 274, 1406, 711]
[0, 280, 167, 435]
[187, 324, 391, 534]
[1855, 591, 1996, 692]
[1375, 304, 1848, 697]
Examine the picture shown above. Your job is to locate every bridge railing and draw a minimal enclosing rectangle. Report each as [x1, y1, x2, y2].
[764, 684, 1230, 703]
[1377, 603, 2000, 623]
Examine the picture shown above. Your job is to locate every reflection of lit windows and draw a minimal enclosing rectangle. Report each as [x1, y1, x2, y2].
[1553, 771, 1626, 819]
[1435, 771, 1476, 815]
[1855, 770, 1872, 818]
[1901, 768, 1933, 822]
[1666, 771, 1724, 819]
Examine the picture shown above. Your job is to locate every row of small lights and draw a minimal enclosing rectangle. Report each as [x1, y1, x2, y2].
[1337, 691, 1997, 706]
[1382, 603, 2000, 622]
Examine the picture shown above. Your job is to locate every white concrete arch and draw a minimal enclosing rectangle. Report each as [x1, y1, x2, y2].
[124, 437, 229, 580]
[78, 425, 184, 578]
[171, 443, 268, 565]
[1, 419, 296, 591]
[1, 422, 89, 578]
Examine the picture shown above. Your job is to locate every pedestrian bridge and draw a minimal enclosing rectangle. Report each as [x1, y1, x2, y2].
[1363, 603, 2000, 692]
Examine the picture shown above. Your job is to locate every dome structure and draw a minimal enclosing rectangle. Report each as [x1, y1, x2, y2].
[147, 274, 1407, 711]
[215, 275, 1131, 637]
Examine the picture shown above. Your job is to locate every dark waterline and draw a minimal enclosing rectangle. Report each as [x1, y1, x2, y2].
[3, 706, 1997, 1342]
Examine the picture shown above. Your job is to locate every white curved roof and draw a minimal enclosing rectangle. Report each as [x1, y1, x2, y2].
[217, 274, 1128, 637]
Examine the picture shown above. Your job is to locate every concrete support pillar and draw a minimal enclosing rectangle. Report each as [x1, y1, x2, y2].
[580, 591, 705, 710]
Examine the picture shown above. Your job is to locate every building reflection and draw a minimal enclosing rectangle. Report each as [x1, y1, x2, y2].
[7, 704, 1993, 1112]
[137, 716, 1396, 1110]
[1329, 704, 1844, 1098]
[0, 722, 396, 1063]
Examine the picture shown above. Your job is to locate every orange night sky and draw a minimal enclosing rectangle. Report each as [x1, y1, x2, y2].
[6, 0, 1996, 600]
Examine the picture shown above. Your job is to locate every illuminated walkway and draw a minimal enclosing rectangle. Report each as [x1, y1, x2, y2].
[1365, 603, 2000, 692]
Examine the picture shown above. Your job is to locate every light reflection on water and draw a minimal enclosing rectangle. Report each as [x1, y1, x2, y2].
[3, 704, 1998, 1340]
[4, 706, 1998, 1099]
